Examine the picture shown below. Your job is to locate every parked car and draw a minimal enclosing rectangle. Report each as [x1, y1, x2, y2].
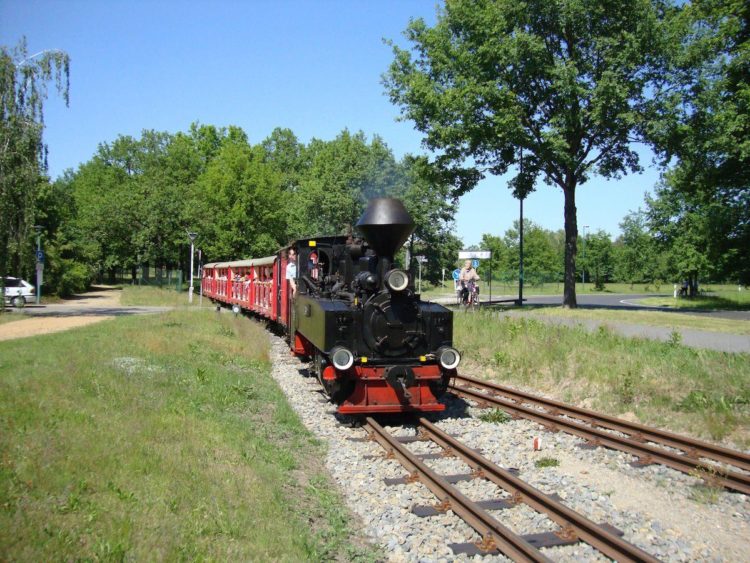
[2, 277, 35, 307]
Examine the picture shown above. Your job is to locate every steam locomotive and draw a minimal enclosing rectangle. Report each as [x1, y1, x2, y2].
[202, 198, 460, 414]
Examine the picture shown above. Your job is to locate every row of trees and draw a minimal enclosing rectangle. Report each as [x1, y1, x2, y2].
[21, 125, 461, 295]
[475, 202, 729, 291]
[384, 0, 749, 304]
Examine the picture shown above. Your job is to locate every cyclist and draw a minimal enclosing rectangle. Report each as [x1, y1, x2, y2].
[459, 260, 480, 306]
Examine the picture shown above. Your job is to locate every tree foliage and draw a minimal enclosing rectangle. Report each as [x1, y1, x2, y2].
[0, 37, 69, 282]
[385, 0, 671, 306]
[43, 124, 459, 290]
[648, 0, 750, 285]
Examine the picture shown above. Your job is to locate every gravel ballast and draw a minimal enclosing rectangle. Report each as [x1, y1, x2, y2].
[267, 334, 750, 562]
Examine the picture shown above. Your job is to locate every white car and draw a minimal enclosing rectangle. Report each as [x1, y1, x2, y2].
[3, 277, 35, 307]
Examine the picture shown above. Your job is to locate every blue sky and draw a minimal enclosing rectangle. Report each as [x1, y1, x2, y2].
[1, 0, 660, 246]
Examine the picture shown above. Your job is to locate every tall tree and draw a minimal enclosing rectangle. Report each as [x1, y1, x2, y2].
[0, 37, 69, 283]
[385, 0, 671, 306]
[649, 0, 749, 284]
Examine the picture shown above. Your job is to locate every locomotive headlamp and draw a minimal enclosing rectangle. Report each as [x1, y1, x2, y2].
[384, 269, 409, 292]
[438, 346, 461, 370]
[330, 347, 354, 371]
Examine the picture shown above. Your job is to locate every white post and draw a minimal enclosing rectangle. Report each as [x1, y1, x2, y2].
[187, 232, 197, 304]
[189, 241, 195, 303]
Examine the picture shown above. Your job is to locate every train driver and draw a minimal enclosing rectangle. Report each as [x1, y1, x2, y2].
[286, 248, 297, 298]
[309, 250, 319, 281]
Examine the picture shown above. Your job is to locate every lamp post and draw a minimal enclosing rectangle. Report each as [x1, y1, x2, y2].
[33, 225, 43, 304]
[415, 255, 426, 294]
[187, 232, 197, 303]
[581, 225, 589, 290]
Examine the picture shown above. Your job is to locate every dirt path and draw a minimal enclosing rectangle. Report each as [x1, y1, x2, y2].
[0, 287, 123, 342]
[0, 315, 115, 341]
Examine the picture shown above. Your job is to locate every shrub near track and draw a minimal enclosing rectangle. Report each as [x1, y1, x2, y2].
[454, 311, 750, 447]
[0, 310, 376, 561]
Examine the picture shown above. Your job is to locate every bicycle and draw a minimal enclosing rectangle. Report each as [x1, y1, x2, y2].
[459, 280, 479, 310]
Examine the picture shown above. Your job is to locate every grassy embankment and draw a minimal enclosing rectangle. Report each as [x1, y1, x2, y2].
[0, 309, 376, 560]
[454, 310, 750, 447]
[119, 285, 197, 307]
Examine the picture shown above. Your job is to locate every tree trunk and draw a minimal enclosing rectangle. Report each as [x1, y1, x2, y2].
[562, 182, 578, 308]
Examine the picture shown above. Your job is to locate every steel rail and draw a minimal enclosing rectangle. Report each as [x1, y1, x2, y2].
[455, 374, 750, 473]
[418, 418, 659, 563]
[363, 417, 551, 562]
[451, 383, 750, 495]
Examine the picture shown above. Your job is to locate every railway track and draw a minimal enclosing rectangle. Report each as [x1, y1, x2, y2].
[451, 374, 750, 495]
[363, 416, 658, 562]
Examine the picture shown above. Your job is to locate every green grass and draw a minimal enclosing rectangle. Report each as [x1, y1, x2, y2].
[422, 281, 748, 300]
[0, 311, 27, 324]
[120, 285, 197, 307]
[636, 290, 750, 311]
[478, 409, 511, 424]
[521, 306, 750, 335]
[454, 311, 750, 446]
[0, 310, 377, 561]
[534, 457, 560, 468]
[422, 281, 655, 302]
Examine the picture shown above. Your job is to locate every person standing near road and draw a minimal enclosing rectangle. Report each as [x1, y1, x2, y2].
[286, 248, 297, 298]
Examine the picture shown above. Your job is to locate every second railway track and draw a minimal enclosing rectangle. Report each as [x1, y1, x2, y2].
[451, 374, 750, 495]
[363, 416, 659, 562]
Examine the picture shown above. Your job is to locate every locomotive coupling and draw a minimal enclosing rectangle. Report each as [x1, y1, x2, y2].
[384, 365, 416, 400]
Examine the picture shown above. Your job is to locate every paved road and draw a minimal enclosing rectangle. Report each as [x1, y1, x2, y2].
[501, 310, 750, 354]
[433, 291, 750, 320]
[13, 304, 171, 317]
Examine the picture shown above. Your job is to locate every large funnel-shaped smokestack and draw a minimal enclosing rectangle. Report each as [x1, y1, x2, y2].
[356, 198, 415, 258]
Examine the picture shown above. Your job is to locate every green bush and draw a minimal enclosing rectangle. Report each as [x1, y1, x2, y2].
[55, 260, 92, 297]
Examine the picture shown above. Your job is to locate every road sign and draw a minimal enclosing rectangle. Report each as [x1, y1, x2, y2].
[472, 259, 479, 268]
[36, 250, 45, 263]
[452, 268, 460, 280]
[459, 250, 491, 259]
